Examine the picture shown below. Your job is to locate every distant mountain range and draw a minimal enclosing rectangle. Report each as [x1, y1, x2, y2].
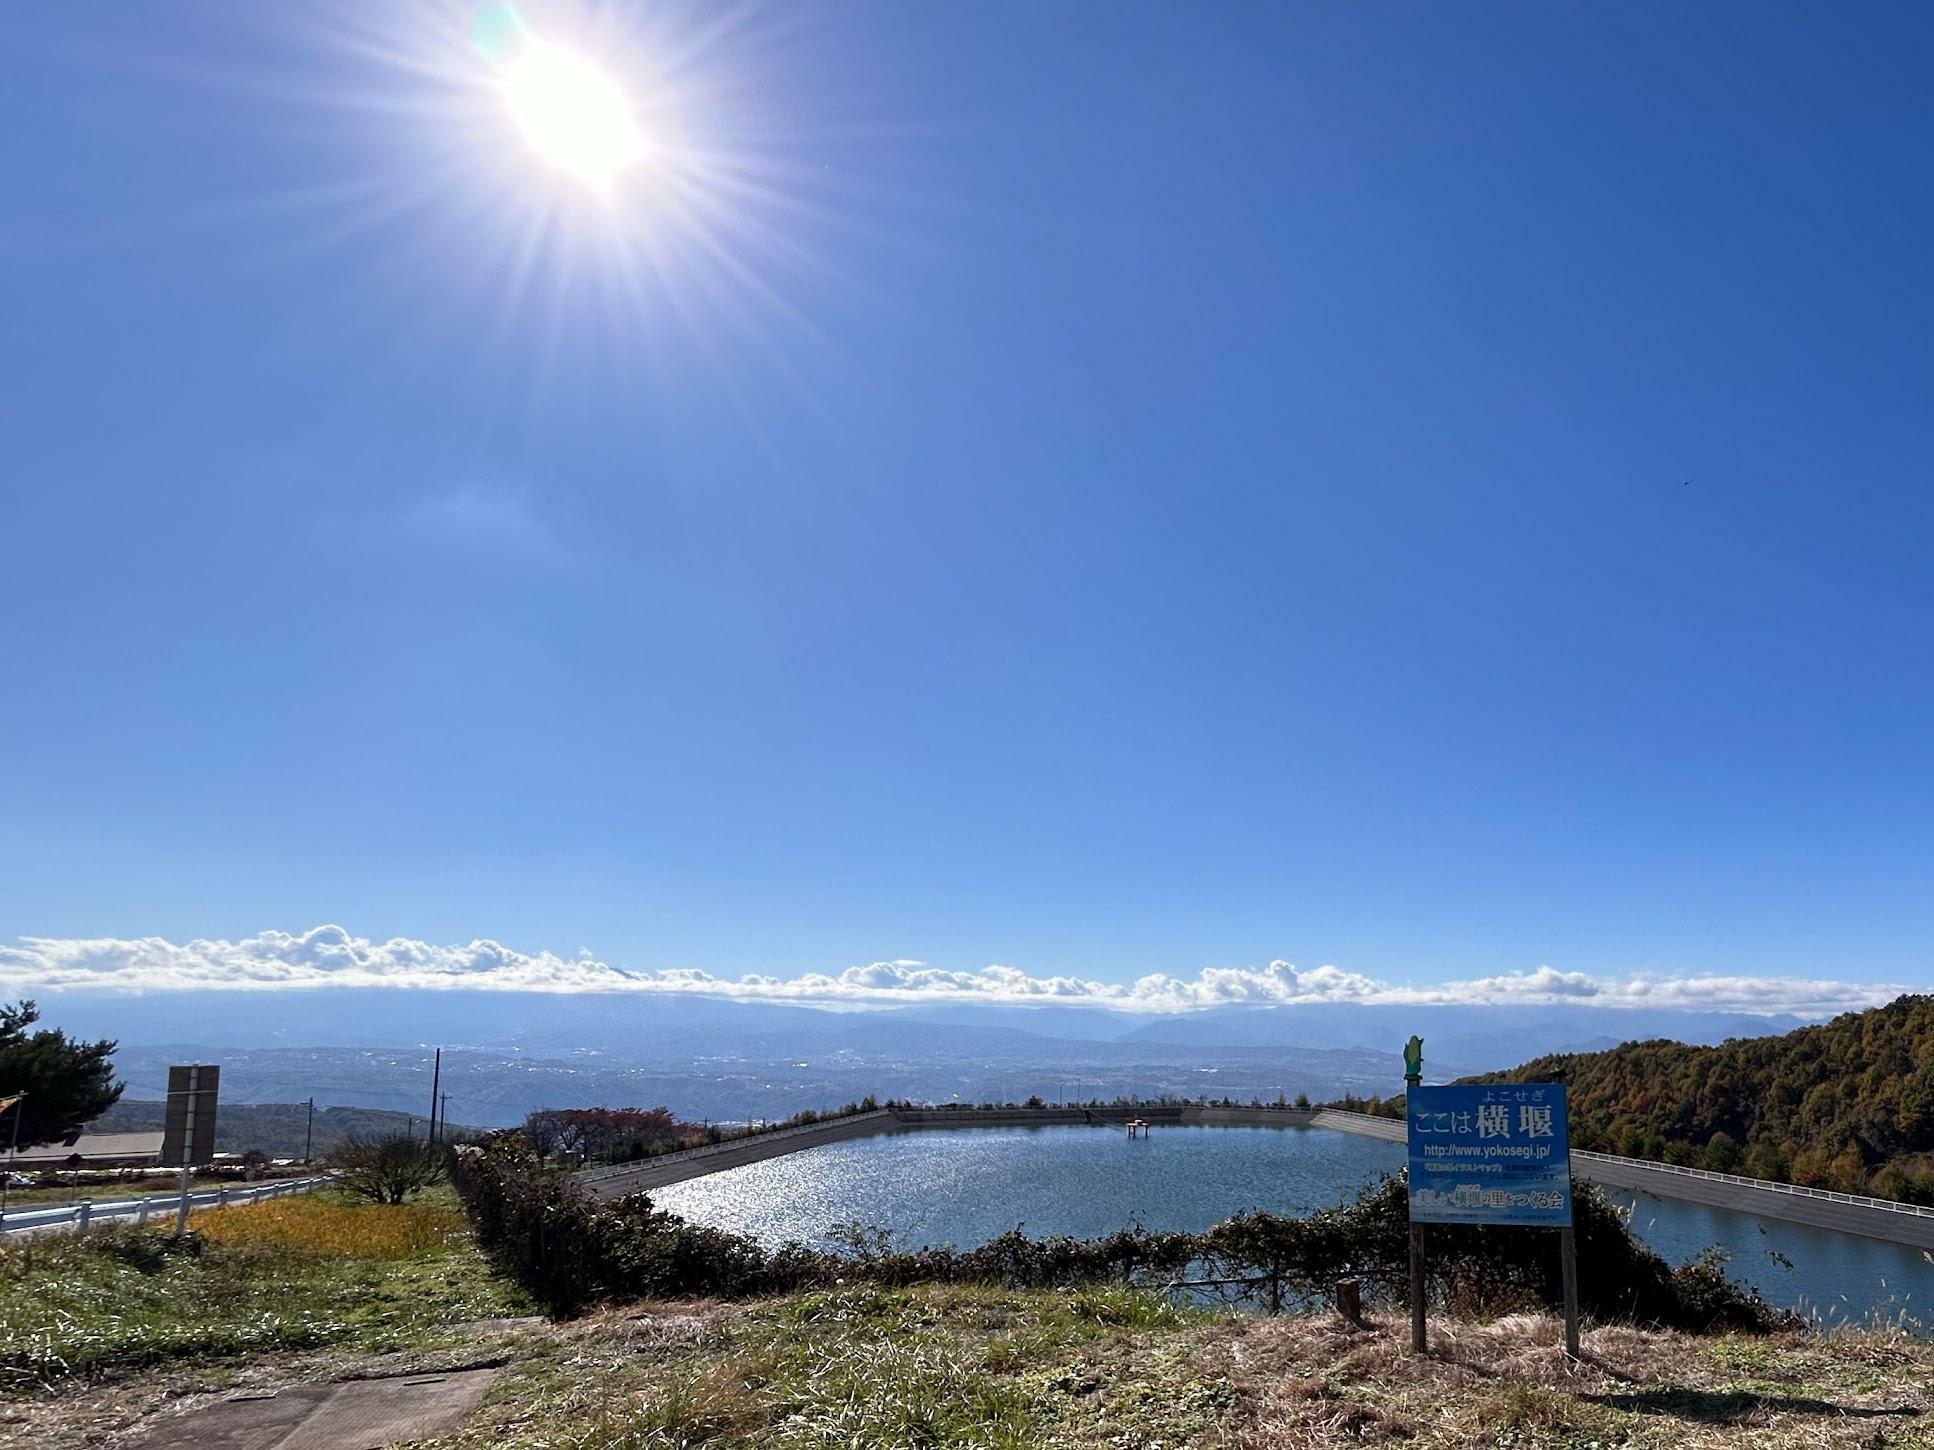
[34, 988, 1818, 1127]
[1115, 1003, 1809, 1075]
[46, 989, 1807, 1061]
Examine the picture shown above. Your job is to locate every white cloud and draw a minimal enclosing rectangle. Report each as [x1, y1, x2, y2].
[0, 924, 1906, 1019]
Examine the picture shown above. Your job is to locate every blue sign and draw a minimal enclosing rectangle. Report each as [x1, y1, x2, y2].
[1407, 1083, 1572, 1227]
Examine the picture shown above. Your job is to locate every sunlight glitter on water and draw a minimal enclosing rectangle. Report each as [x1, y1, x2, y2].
[652, 1123, 1934, 1331]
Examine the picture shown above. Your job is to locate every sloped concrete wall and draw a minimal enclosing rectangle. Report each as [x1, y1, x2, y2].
[581, 1111, 900, 1197]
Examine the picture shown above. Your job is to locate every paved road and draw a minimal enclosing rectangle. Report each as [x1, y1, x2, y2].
[0, 1175, 333, 1236]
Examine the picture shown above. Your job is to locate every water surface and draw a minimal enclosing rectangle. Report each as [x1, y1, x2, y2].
[657, 1122, 1399, 1248]
[653, 1123, 1934, 1329]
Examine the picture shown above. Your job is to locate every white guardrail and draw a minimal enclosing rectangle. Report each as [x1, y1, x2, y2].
[0, 1174, 334, 1236]
[1570, 1150, 1934, 1219]
[576, 1110, 897, 1184]
[1311, 1106, 1934, 1222]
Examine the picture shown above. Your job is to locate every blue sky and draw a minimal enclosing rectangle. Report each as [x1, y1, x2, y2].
[1, 3, 1929, 1007]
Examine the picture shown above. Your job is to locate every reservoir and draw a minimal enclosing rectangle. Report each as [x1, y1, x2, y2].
[652, 1123, 1934, 1332]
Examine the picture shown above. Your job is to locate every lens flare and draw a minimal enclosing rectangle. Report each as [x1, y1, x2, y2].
[148, 2, 867, 416]
[500, 41, 644, 186]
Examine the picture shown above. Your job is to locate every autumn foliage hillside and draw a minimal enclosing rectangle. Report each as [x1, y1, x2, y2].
[1471, 994, 1934, 1200]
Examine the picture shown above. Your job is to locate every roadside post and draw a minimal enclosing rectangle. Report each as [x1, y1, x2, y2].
[162, 1064, 221, 1234]
[1402, 1037, 1425, 1352]
[0, 1091, 24, 1219]
[1405, 1075, 1577, 1358]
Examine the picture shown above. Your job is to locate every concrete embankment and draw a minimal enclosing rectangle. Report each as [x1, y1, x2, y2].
[1307, 1108, 1934, 1252]
[1571, 1151, 1934, 1252]
[1306, 1108, 1404, 1142]
[580, 1110, 901, 1196]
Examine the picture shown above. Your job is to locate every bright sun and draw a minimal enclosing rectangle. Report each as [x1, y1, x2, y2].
[500, 41, 643, 187]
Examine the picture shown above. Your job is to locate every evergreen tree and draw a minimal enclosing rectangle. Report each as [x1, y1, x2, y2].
[0, 1000, 124, 1147]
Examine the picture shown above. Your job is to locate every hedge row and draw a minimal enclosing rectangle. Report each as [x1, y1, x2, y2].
[451, 1138, 1784, 1332]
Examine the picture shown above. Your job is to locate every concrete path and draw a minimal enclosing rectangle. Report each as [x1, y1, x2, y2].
[120, 1368, 500, 1450]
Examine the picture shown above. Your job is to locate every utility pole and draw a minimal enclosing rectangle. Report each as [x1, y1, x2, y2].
[428, 1048, 442, 1146]
[303, 1097, 315, 1165]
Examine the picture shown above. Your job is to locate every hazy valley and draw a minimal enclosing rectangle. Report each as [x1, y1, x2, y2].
[71, 991, 1811, 1124]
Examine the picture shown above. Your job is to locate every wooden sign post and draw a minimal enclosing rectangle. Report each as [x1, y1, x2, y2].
[1404, 1053, 1576, 1358]
[1403, 1036, 1426, 1352]
[1560, 1220, 1581, 1357]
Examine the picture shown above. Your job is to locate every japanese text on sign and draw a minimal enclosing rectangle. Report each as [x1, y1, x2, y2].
[1406, 1083, 1572, 1226]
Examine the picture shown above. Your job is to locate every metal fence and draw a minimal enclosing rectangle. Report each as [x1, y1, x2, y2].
[1570, 1149, 1934, 1219]
[0, 1174, 334, 1236]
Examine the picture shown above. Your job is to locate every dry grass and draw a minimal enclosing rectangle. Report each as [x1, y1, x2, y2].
[195, 1194, 465, 1258]
[419, 1291, 1934, 1449]
[10, 1275, 1934, 1448]
[1218, 1310, 1934, 1448]
[0, 1187, 527, 1413]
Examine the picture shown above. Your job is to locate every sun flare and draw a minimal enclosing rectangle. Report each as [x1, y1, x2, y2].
[500, 41, 644, 186]
[176, 1, 837, 401]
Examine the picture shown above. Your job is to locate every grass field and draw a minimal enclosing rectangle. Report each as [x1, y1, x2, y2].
[5, 1194, 1933, 1448]
[0, 1187, 527, 1392]
[426, 1286, 1934, 1450]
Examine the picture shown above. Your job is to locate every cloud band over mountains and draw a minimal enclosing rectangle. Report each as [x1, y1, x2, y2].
[0, 924, 1903, 1017]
